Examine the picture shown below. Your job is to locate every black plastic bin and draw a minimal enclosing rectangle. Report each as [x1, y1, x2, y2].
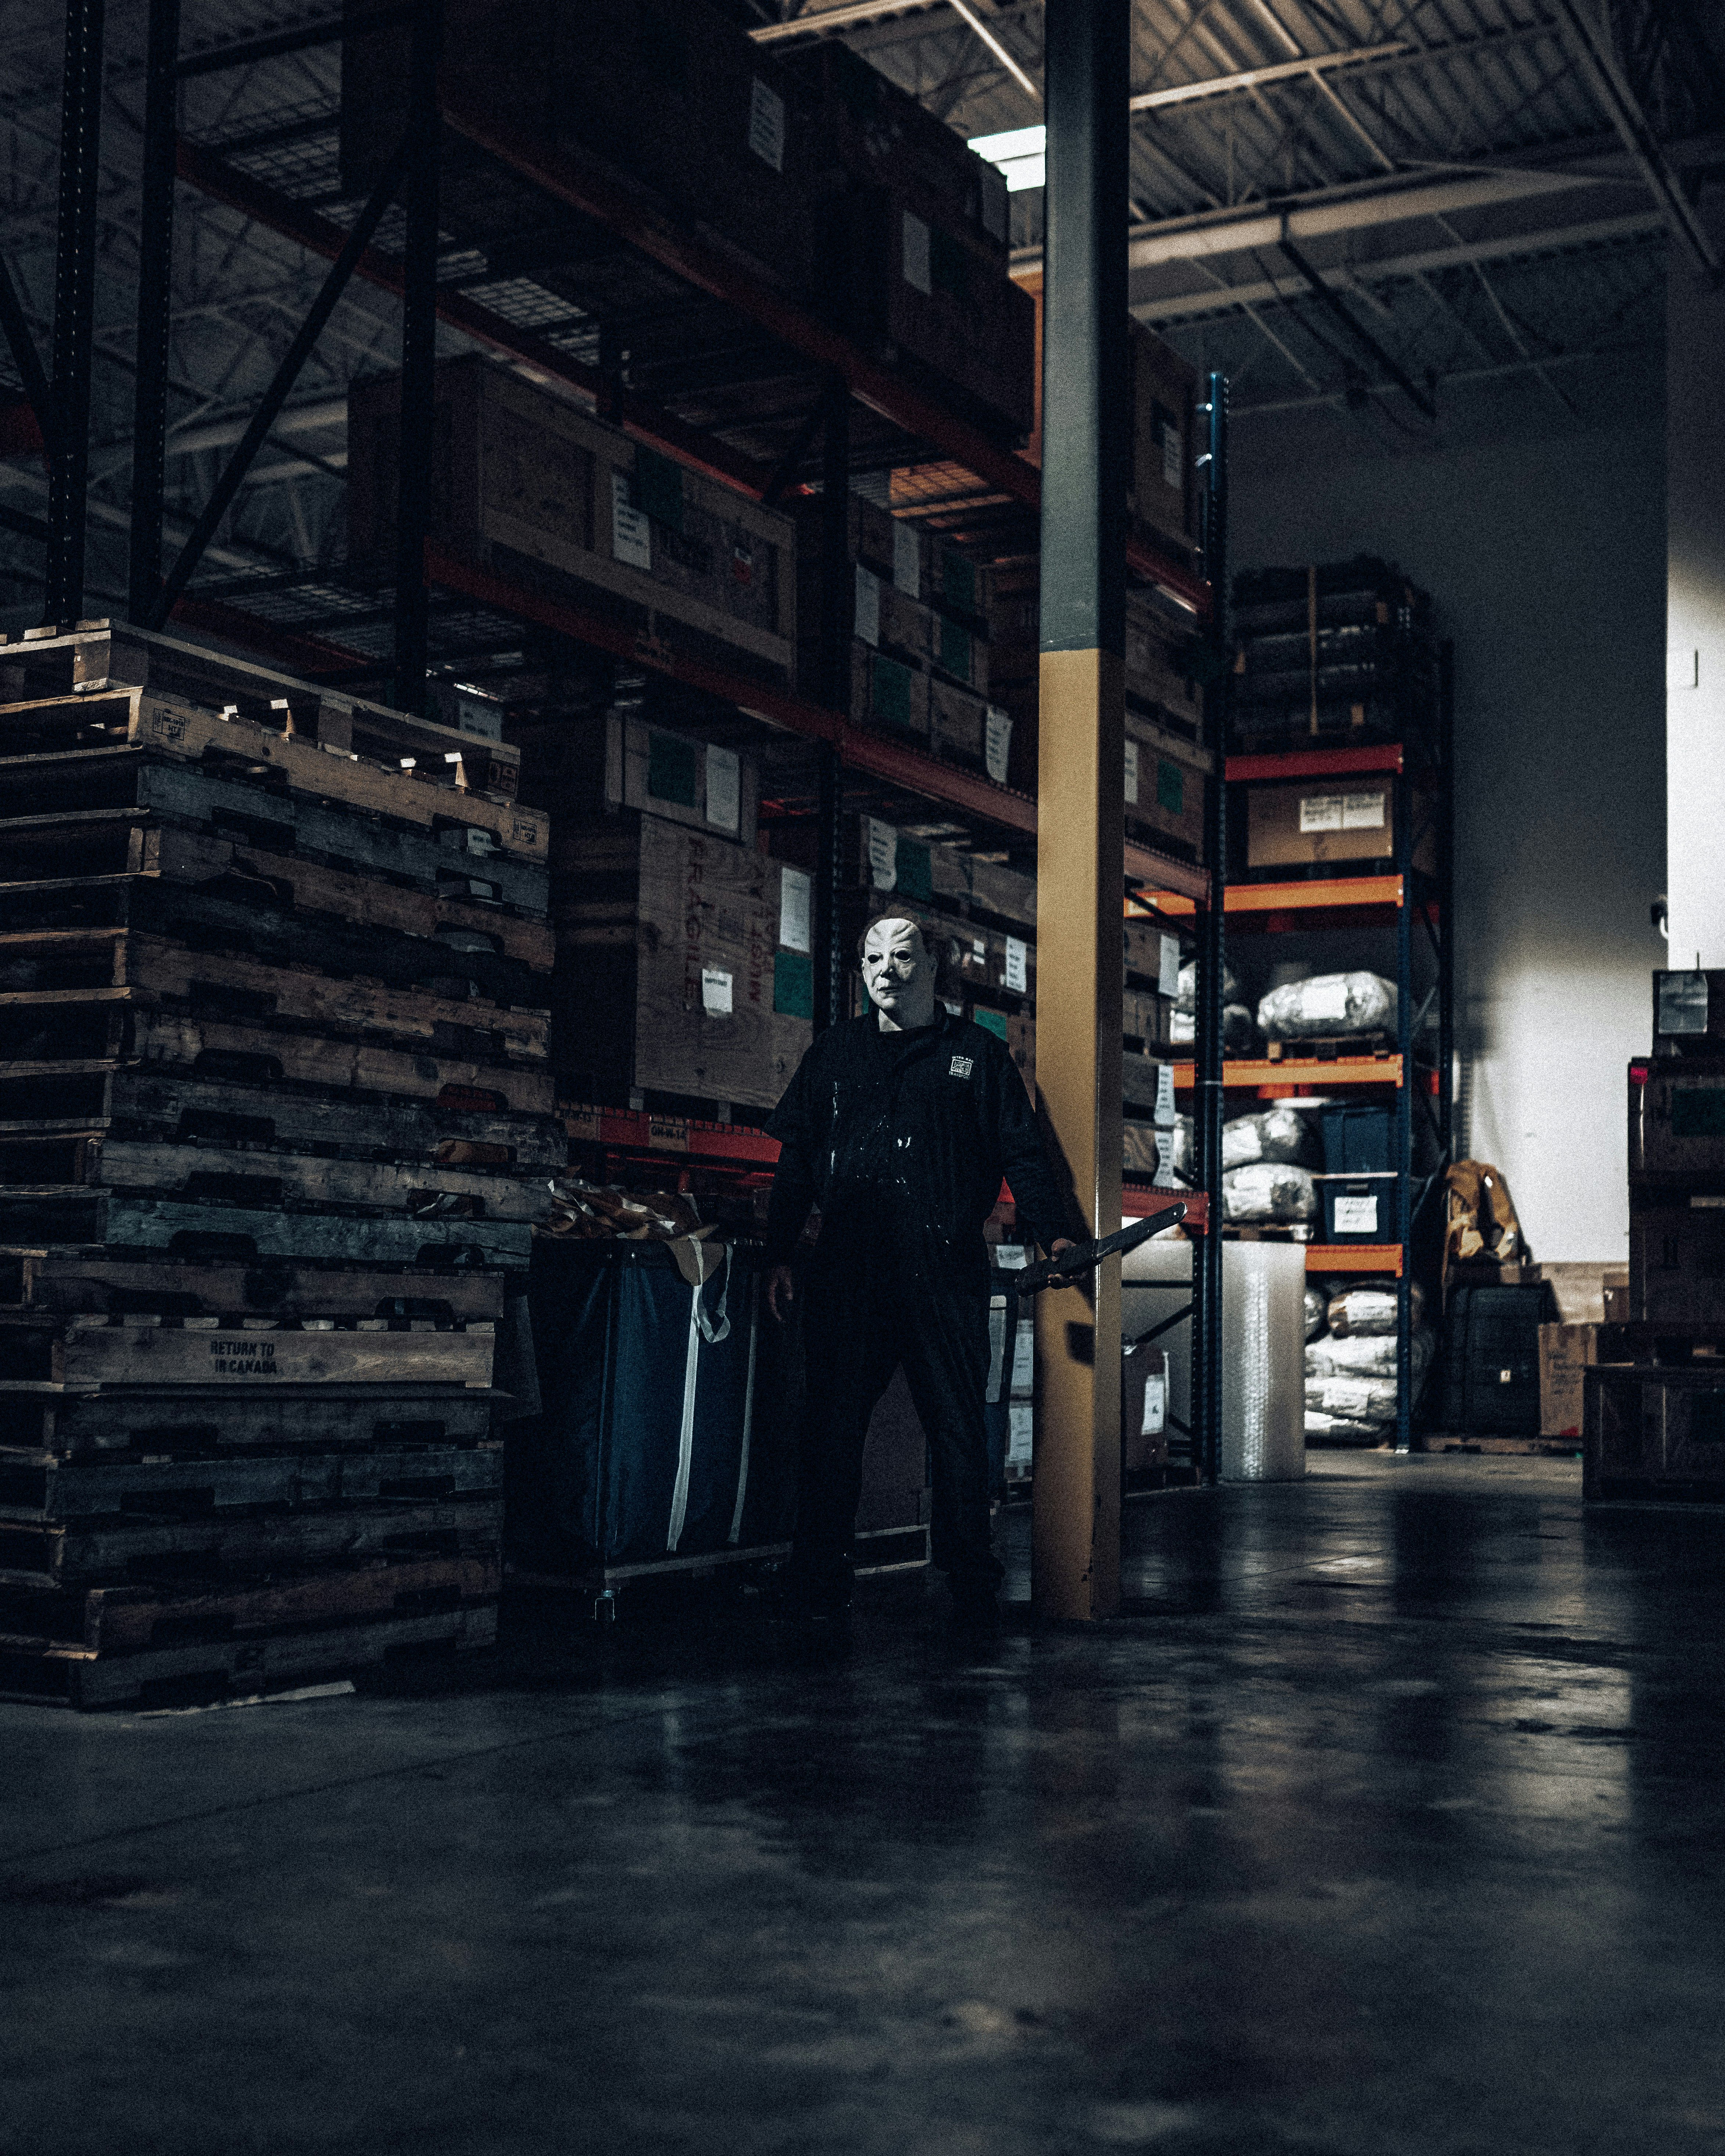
[1440, 1283, 1550, 1435]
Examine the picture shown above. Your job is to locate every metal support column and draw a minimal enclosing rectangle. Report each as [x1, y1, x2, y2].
[391, 0, 444, 713]
[46, 0, 106, 626]
[128, 0, 181, 625]
[1394, 744, 1415, 1453]
[1032, 0, 1128, 1621]
[1193, 372, 1229, 1484]
[813, 375, 851, 1033]
[1437, 640, 1456, 1158]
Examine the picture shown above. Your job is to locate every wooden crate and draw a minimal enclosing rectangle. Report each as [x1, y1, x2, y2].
[1629, 1058, 1725, 1176]
[1628, 1193, 1725, 1326]
[349, 358, 798, 687]
[0, 622, 521, 800]
[838, 814, 1035, 932]
[0, 1189, 533, 1269]
[554, 812, 812, 1113]
[1585, 1361, 1725, 1501]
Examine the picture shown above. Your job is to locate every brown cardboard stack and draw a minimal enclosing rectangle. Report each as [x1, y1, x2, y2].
[349, 359, 800, 693]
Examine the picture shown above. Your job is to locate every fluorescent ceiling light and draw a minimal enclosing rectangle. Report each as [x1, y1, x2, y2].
[968, 124, 1045, 192]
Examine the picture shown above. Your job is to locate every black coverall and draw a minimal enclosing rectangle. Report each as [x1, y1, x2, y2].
[765, 1012, 1072, 1606]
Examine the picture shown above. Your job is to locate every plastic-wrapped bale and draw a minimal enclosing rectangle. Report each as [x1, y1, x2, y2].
[1175, 958, 1240, 1012]
[1304, 1410, 1387, 1445]
[1326, 1280, 1426, 1337]
[1172, 1003, 1259, 1050]
[1223, 1106, 1316, 1170]
[1257, 972, 1397, 1040]
[1307, 1325, 1436, 1386]
[1305, 1370, 1398, 1422]
[1304, 1286, 1328, 1341]
[1222, 1162, 1318, 1225]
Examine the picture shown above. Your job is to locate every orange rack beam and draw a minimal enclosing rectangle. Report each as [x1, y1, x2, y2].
[564, 1104, 780, 1166]
[1144, 874, 1404, 919]
[1305, 1244, 1403, 1274]
[1225, 744, 1410, 783]
[1171, 1057, 1407, 1090]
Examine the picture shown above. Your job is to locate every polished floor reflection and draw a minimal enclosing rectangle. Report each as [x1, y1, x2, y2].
[6, 1452, 1725, 2156]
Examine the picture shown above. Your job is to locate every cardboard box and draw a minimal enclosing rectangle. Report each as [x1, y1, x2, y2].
[1127, 318, 1198, 557]
[1125, 711, 1207, 864]
[348, 359, 797, 686]
[1539, 1322, 1600, 1438]
[553, 813, 810, 1112]
[1246, 777, 1438, 872]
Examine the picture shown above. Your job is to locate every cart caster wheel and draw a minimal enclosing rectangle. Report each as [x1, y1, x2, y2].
[592, 1590, 618, 1626]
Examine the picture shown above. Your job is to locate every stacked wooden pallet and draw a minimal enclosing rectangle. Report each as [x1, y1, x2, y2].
[0, 620, 561, 1707]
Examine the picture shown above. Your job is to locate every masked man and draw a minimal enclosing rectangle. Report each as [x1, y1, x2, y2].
[765, 915, 1074, 1627]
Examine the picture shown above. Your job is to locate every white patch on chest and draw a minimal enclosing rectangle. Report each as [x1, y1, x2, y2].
[948, 1055, 974, 1079]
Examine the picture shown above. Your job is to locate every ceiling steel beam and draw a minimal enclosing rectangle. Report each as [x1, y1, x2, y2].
[1549, 0, 1719, 278]
[1129, 39, 1406, 110]
[1132, 210, 1664, 320]
[748, 0, 949, 41]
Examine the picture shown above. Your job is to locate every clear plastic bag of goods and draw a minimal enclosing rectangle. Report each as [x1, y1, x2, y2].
[1222, 1162, 1318, 1225]
[1304, 1409, 1388, 1445]
[1304, 1371, 1398, 1421]
[1326, 1281, 1426, 1336]
[1304, 1286, 1328, 1341]
[1256, 972, 1397, 1040]
[1223, 1106, 1317, 1171]
[1175, 959, 1240, 1014]
[1306, 1325, 1435, 1384]
[1219, 1241, 1305, 1481]
[1170, 1003, 1259, 1051]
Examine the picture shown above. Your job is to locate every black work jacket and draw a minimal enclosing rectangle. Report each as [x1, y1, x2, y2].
[763, 1014, 1073, 1284]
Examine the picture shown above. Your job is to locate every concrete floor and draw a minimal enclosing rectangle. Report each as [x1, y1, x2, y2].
[6, 1450, 1725, 2156]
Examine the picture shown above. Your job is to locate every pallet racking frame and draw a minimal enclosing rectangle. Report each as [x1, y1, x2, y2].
[12, 0, 1231, 1489]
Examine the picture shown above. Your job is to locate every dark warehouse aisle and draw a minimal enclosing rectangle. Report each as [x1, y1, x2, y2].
[6, 1453, 1725, 2156]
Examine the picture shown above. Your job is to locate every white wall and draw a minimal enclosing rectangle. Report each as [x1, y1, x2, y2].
[1666, 204, 1725, 968]
[1231, 421, 1667, 1263]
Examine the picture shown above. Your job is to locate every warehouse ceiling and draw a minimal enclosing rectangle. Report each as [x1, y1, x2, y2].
[0, 0, 1720, 620]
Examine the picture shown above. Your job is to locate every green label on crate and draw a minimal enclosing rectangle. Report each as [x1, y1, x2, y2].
[872, 654, 913, 728]
[633, 445, 684, 534]
[897, 839, 932, 901]
[972, 1007, 1008, 1041]
[773, 950, 813, 1019]
[1672, 1088, 1725, 1137]
[939, 614, 971, 682]
[941, 548, 975, 618]
[647, 730, 700, 807]
[1156, 759, 1185, 816]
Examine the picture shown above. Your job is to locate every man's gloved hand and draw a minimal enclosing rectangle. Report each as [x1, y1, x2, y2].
[767, 1264, 796, 1324]
[1049, 1239, 1075, 1259]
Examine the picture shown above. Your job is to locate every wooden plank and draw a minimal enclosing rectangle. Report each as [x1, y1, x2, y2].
[60, 1136, 553, 1224]
[0, 1007, 557, 1115]
[6, 1251, 507, 1322]
[0, 1386, 499, 1461]
[0, 1496, 503, 1591]
[0, 1602, 498, 1709]
[0, 847, 553, 969]
[0, 880, 551, 1010]
[0, 621, 522, 798]
[0, 935, 548, 1064]
[0, 1436, 504, 1514]
[0, 1068, 566, 1170]
[0, 762, 551, 914]
[0, 1189, 533, 1267]
[38, 1318, 496, 1390]
[0, 692, 547, 860]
